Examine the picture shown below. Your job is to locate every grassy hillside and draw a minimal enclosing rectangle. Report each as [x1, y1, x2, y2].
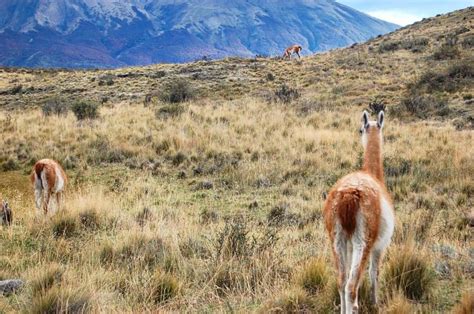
[0, 7, 473, 313]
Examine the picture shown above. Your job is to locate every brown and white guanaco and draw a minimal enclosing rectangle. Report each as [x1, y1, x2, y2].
[283, 44, 302, 59]
[31, 159, 67, 215]
[323, 110, 394, 314]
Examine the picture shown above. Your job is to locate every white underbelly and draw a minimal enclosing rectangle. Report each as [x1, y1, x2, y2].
[374, 196, 395, 251]
[54, 167, 64, 193]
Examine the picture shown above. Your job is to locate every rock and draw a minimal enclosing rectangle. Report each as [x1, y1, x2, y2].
[0, 279, 24, 296]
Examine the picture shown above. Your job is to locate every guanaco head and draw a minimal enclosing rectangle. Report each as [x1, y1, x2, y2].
[0, 200, 12, 226]
[360, 110, 384, 150]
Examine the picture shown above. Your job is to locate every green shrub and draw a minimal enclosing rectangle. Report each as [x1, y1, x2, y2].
[41, 97, 69, 117]
[159, 79, 195, 103]
[71, 101, 99, 120]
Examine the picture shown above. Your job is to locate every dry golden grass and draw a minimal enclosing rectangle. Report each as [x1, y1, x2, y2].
[0, 7, 473, 313]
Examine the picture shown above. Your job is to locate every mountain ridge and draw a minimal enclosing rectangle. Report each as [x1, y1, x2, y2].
[0, 0, 398, 68]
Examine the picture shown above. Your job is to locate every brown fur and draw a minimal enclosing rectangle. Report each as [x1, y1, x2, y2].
[283, 45, 302, 59]
[336, 188, 361, 236]
[31, 159, 67, 215]
[363, 126, 384, 181]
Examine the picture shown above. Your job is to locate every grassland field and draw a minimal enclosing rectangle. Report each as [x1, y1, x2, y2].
[0, 7, 473, 314]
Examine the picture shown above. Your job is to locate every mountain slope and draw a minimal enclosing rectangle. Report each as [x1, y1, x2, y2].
[0, 0, 398, 68]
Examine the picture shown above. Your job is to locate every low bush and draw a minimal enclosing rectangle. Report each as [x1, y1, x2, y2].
[273, 84, 301, 104]
[401, 37, 429, 52]
[71, 101, 99, 120]
[432, 44, 460, 60]
[410, 61, 473, 93]
[399, 94, 450, 119]
[461, 35, 474, 49]
[159, 79, 195, 103]
[378, 40, 401, 53]
[41, 97, 69, 117]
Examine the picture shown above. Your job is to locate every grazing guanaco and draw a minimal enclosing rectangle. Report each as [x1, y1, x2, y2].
[323, 110, 394, 314]
[31, 159, 67, 215]
[0, 200, 12, 226]
[283, 44, 302, 59]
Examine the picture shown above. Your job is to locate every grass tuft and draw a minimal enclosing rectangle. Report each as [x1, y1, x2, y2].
[148, 270, 180, 304]
[30, 264, 63, 296]
[295, 259, 329, 295]
[383, 244, 436, 301]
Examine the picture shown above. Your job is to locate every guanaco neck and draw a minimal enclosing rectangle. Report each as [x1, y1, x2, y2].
[362, 129, 384, 182]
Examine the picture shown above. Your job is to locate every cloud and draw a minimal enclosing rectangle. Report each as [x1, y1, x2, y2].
[367, 10, 423, 26]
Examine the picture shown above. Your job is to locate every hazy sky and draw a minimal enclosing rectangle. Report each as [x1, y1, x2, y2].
[337, 0, 473, 26]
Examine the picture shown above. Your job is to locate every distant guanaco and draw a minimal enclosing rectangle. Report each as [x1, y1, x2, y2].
[31, 159, 67, 215]
[283, 45, 302, 59]
[324, 111, 394, 314]
[0, 200, 12, 226]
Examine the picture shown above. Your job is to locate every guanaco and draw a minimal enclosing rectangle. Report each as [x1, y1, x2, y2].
[0, 200, 12, 226]
[31, 159, 67, 215]
[283, 44, 302, 59]
[323, 110, 394, 314]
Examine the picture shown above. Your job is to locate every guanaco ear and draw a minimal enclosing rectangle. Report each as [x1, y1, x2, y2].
[377, 111, 385, 129]
[361, 110, 369, 129]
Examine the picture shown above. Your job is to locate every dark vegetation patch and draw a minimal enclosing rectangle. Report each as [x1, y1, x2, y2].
[158, 79, 195, 103]
[267, 84, 301, 104]
[41, 96, 69, 117]
[378, 37, 429, 53]
[71, 100, 100, 120]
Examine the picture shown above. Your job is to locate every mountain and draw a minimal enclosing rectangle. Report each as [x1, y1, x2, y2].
[0, 0, 399, 68]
